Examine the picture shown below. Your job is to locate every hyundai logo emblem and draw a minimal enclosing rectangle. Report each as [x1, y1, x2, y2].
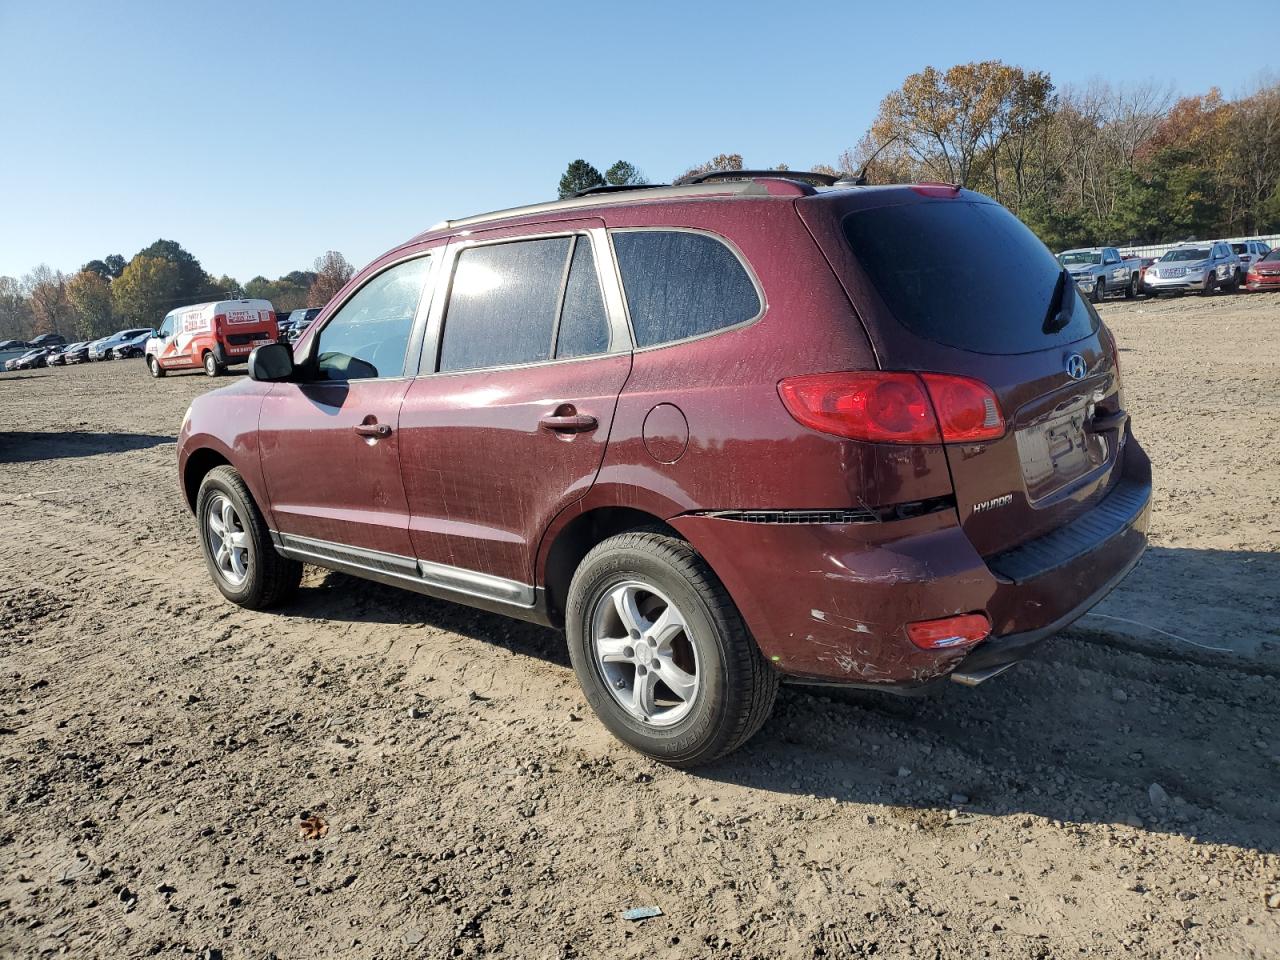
[1065, 354, 1088, 380]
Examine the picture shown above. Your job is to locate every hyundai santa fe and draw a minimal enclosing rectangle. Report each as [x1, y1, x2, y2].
[176, 172, 1151, 767]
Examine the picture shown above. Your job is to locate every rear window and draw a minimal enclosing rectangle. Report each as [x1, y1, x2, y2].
[843, 200, 1097, 355]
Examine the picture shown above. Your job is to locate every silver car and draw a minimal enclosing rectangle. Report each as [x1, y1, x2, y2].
[1143, 241, 1240, 296]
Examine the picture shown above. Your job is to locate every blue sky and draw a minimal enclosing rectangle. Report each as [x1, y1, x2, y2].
[0, 0, 1271, 284]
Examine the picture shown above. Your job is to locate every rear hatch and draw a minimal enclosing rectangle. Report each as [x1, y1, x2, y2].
[800, 189, 1126, 558]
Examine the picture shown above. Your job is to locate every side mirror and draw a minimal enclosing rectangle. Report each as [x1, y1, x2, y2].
[248, 341, 295, 382]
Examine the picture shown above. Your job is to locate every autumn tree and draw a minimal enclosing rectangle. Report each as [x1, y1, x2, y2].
[308, 252, 355, 308]
[66, 270, 117, 339]
[0, 277, 34, 341]
[677, 153, 744, 182]
[133, 239, 209, 303]
[558, 159, 606, 198]
[24, 265, 72, 336]
[246, 271, 314, 312]
[112, 256, 181, 324]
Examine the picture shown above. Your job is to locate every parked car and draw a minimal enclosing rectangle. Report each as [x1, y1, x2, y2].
[29, 333, 67, 348]
[1143, 241, 1241, 296]
[1244, 248, 1280, 291]
[147, 299, 278, 378]
[1231, 239, 1272, 278]
[62, 341, 91, 364]
[10, 347, 52, 370]
[111, 329, 155, 359]
[46, 341, 85, 366]
[0, 339, 29, 350]
[279, 308, 321, 343]
[90, 328, 155, 361]
[1057, 247, 1143, 302]
[177, 173, 1150, 767]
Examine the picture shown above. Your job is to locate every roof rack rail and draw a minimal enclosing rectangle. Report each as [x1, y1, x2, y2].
[674, 169, 842, 187]
[571, 182, 668, 199]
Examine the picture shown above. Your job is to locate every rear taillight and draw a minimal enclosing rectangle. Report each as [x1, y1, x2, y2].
[1105, 330, 1121, 379]
[778, 371, 1004, 445]
[214, 313, 226, 326]
[906, 613, 991, 650]
[918, 373, 1005, 442]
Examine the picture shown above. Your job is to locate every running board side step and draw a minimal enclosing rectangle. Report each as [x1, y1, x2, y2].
[950, 662, 1019, 686]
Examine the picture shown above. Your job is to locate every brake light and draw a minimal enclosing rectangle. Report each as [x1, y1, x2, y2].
[779, 372, 939, 443]
[778, 371, 1004, 444]
[911, 182, 961, 198]
[214, 313, 226, 327]
[906, 613, 991, 650]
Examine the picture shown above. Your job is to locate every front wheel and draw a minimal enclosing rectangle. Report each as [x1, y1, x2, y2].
[1090, 279, 1104, 304]
[196, 466, 300, 609]
[147, 356, 165, 378]
[565, 530, 778, 768]
[203, 351, 222, 377]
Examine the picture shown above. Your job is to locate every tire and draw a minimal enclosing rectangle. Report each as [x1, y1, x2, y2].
[1226, 270, 1241, 293]
[565, 530, 778, 768]
[148, 356, 165, 378]
[1201, 272, 1215, 296]
[1125, 274, 1137, 299]
[196, 465, 301, 610]
[203, 351, 222, 377]
[1090, 278, 1104, 304]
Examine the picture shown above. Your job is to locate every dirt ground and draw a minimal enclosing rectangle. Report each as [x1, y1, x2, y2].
[2, 291, 1278, 960]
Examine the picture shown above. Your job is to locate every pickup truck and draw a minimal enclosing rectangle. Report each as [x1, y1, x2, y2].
[1056, 247, 1143, 303]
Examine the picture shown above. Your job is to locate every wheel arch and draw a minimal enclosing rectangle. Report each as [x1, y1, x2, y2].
[182, 447, 232, 513]
[540, 505, 683, 627]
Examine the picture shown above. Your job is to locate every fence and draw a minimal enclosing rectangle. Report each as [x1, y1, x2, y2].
[1120, 234, 1280, 259]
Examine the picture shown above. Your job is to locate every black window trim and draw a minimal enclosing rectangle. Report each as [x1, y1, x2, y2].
[607, 226, 767, 353]
[302, 250, 439, 384]
[423, 229, 628, 377]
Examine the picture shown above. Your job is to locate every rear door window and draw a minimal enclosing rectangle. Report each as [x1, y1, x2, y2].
[842, 200, 1097, 355]
[555, 238, 611, 359]
[612, 231, 761, 348]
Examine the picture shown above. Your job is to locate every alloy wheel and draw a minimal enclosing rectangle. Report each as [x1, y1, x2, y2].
[206, 493, 250, 586]
[590, 581, 700, 726]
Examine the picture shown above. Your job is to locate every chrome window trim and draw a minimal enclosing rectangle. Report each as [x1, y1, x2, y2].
[299, 250, 442, 382]
[271, 530, 536, 608]
[417, 226, 631, 377]
[606, 226, 767, 353]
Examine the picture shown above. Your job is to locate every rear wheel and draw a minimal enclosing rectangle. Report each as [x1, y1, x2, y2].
[203, 351, 222, 377]
[1090, 278, 1104, 304]
[565, 530, 778, 768]
[196, 465, 300, 609]
[1125, 274, 1137, 299]
[147, 356, 165, 378]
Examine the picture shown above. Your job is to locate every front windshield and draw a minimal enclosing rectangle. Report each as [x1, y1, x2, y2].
[1059, 251, 1101, 266]
[1163, 248, 1210, 262]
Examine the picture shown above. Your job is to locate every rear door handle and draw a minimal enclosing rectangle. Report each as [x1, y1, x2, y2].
[539, 413, 598, 434]
[354, 422, 392, 439]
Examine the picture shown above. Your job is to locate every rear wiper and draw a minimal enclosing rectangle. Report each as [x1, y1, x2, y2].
[1042, 268, 1072, 334]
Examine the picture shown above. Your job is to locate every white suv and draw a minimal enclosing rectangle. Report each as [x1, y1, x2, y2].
[1144, 241, 1241, 296]
[1231, 239, 1272, 278]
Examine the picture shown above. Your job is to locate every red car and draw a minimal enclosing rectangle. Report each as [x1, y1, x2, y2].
[177, 173, 1151, 766]
[1245, 249, 1280, 291]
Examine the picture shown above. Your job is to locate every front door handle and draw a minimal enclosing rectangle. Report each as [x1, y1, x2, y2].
[354, 422, 392, 439]
[540, 413, 598, 434]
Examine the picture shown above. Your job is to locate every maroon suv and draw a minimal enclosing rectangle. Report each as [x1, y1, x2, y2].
[177, 172, 1151, 767]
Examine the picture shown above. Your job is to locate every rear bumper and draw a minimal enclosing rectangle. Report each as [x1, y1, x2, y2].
[673, 439, 1151, 688]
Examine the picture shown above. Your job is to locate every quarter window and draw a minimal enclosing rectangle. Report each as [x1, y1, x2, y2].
[315, 256, 432, 381]
[612, 231, 761, 348]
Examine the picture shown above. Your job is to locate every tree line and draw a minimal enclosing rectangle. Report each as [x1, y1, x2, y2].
[560, 63, 1280, 251]
[0, 243, 356, 343]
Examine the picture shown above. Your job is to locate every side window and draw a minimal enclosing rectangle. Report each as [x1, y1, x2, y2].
[555, 238, 611, 359]
[439, 237, 571, 372]
[315, 255, 431, 381]
[612, 231, 761, 348]
[158, 316, 173, 338]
